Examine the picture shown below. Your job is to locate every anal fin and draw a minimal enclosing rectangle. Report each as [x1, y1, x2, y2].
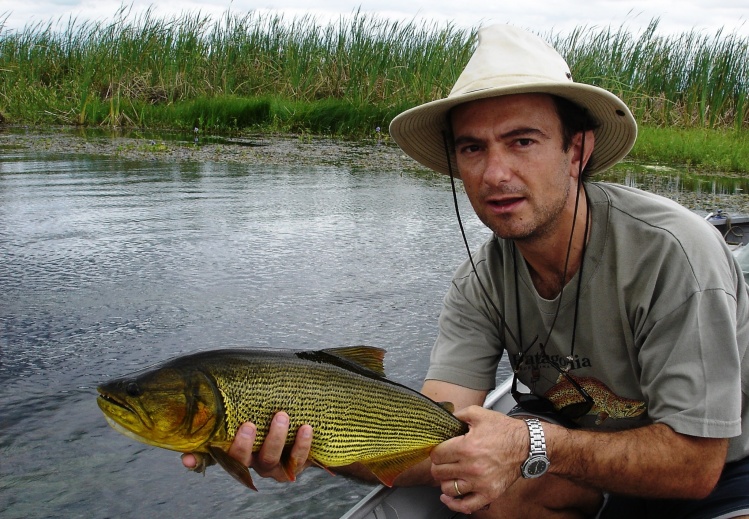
[360, 447, 433, 487]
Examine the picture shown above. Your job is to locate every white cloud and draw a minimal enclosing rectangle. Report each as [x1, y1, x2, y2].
[2, 0, 747, 35]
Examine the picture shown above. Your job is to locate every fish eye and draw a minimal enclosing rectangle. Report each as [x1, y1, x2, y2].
[126, 382, 142, 397]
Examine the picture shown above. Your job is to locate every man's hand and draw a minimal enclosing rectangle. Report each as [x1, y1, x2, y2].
[430, 407, 604, 518]
[430, 406, 528, 514]
[181, 412, 314, 483]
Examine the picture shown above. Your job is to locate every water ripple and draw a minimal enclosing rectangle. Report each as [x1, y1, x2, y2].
[0, 152, 486, 518]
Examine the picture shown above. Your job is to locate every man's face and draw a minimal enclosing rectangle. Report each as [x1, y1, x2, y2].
[450, 94, 580, 242]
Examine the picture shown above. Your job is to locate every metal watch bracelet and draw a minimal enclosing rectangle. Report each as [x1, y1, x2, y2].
[521, 418, 550, 478]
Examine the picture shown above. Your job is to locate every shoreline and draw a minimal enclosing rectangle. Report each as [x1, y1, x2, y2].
[0, 126, 423, 173]
[3, 126, 749, 215]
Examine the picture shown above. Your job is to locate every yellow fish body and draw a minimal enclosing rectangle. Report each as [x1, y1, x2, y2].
[97, 346, 467, 489]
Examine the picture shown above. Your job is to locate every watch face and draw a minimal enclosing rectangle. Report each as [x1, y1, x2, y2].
[523, 455, 549, 478]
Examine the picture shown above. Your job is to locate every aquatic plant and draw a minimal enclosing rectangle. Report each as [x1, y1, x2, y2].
[551, 20, 749, 131]
[0, 7, 745, 148]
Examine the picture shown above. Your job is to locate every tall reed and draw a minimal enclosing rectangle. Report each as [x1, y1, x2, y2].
[0, 7, 746, 134]
[551, 20, 749, 130]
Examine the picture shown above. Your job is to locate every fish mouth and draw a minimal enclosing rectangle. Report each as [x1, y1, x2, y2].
[96, 387, 156, 438]
[96, 388, 148, 429]
[97, 389, 133, 413]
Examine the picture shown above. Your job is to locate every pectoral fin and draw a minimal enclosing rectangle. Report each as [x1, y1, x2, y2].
[360, 447, 433, 487]
[207, 445, 257, 491]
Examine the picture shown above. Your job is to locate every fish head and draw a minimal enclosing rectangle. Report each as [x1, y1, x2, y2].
[618, 399, 648, 418]
[97, 364, 222, 452]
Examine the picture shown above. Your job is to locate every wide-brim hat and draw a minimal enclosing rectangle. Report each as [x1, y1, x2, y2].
[389, 24, 637, 177]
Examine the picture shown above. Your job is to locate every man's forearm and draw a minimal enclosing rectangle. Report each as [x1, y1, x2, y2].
[547, 422, 728, 499]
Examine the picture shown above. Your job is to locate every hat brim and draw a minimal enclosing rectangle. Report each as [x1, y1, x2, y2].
[389, 84, 637, 178]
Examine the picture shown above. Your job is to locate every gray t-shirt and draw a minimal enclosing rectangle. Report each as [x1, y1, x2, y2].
[428, 182, 749, 462]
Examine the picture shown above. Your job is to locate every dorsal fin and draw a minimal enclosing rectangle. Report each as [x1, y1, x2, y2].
[320, 346, 386, 376]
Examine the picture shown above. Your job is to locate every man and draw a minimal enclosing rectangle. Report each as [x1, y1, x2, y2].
[184, 25, 749, 518]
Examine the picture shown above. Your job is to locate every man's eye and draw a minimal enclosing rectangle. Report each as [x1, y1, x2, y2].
[516, 138, 533, 147]
[460, 144, 481, 154]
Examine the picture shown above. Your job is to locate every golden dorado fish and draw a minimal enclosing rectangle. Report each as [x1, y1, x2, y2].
[96, 346, 467, 490]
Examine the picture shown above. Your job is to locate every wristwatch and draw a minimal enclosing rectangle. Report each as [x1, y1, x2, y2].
[521, 418, 550, 478]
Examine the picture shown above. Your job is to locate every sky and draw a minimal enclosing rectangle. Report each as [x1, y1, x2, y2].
[2, 0, 747, 36]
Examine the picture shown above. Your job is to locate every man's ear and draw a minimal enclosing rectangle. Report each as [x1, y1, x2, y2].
[571, 130, 596, 178]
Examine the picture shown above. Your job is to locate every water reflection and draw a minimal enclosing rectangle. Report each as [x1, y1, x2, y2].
[601, 166, 749, 200]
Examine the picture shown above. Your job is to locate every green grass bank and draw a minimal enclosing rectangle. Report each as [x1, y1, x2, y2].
[1, 8, 747, 172]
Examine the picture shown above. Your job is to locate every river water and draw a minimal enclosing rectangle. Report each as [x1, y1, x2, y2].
[0, 143, 499, 519]
[2, 136, 748, 519]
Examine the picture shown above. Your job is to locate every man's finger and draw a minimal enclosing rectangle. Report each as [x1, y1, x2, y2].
[181, 452, 197, 469]
[287, 424, 313, 476]
[440, 492, 490, 515]
[255, 412, 291, 470]
[228, 422, 257, 468]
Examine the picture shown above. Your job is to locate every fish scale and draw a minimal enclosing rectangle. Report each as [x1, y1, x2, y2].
[97, 346, 468, 489]
[209, 352, 460, 466]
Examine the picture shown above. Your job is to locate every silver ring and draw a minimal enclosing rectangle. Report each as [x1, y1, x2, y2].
[453, 479, 463, 497]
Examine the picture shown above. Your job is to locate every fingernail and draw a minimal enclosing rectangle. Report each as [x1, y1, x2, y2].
[301, 426, 312, 439]
[275, 414, 289, 426]
[238, 423, 254, 437]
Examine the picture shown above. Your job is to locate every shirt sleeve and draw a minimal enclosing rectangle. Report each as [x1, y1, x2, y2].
[426, 262, 506, 391]
[637, 270, 744, 439]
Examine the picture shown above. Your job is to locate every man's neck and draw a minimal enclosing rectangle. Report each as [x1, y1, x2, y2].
[514, 192, 590, 300]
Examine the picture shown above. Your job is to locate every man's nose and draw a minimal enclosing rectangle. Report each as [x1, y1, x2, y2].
[483, 147, 513, 185]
